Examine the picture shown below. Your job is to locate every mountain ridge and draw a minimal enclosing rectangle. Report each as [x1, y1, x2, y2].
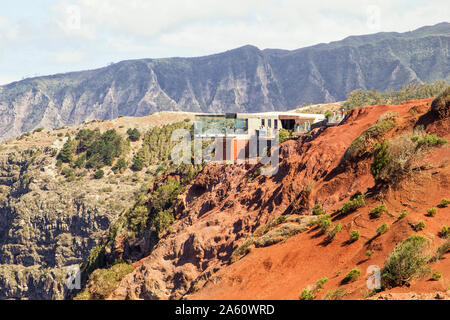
[0, 22, 449, 141]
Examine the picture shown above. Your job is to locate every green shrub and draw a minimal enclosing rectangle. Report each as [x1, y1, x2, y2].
[349, 230, 360, 242]
[131, 157, 144, 171]
[430, 85, 450, 119]
[371, 130, 443, 185]
[326, 223, 342, 241]
[365, 250, 374, 257]
[254, 223, 308, 247]
[398, 211, 408, 220]
[73, 154, 86, 169]
[426, 208, 437, 217]
[57, 137, 74, 163]
[342, 268, 361, 284]
[440, 198, 450, 207]
[344, 122, 395, 162]
[439, 226, 449, 238]
[134, 121, 192, 166]
[230, 238, 255, 263]
[312, 204, 325, 216]
[370, 203, 387, 219]
[126, 128, 141, 142]
[370, 140, 391, 183]
[430, 271, 441, 281]
[74, 129, 125, 169]
[154, 208, 175, 235]
[325, 289, 346, 300]
[416, 134, 447, 148]
[414, 221, 426, 232]
[74, 263, 134, 300]
[112, 158, 127, 174]
[314, 277, 328, 291]
[94, 169, 104, 179]
[377, 223, 389, 236]
[340, 194, 365, 215]
[61, 167, 74, 179]
[382, 235, 430, 287]
[435, 240, 450, 260]
[299, 288, 315, 300]
[343, 81, 448, 110]
[314, 214, 332, 234]
[278, 129, 291, 144]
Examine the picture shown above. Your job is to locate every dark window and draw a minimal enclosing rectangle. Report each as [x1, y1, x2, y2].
[261, 119, 265, 126]
[268, 119, 272, 128]
[274, 119, 278, 129]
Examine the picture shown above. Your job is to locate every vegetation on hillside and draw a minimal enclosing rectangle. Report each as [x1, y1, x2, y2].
[382, 235, 431, 287]
[132, 121, 193, 170]
[75, 162, 203, 299]
[370, 129, 447, 185]
[343, 80, 447, 110]
[57, 129, 127, 172]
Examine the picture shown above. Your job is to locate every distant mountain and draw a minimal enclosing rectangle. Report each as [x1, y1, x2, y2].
[1, 22, 449, 141]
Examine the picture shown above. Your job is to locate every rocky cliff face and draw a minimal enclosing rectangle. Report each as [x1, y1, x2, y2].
[0, 113, 191, 299]
[1, 23, 449, 141]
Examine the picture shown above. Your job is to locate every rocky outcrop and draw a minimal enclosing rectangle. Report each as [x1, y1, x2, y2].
[1, 23, 449, 141]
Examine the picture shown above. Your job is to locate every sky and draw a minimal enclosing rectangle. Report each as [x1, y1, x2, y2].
[0, 0, 448, 85]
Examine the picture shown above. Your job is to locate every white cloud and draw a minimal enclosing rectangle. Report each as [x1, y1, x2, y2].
[53, 51, 86, 64]
[48, 0, 450, 57]
[0, 1, 448, 83]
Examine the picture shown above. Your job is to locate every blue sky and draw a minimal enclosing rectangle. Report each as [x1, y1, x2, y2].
[0, 0, 448, 85]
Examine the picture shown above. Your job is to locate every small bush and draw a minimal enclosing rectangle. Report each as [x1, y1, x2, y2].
[344, 121, 396, 162]
[398, 211, 408, 220]
[254, 223, 308, 247]
[342, 268, 361, 284]
[430, 85, 450, 119]
[365, 250, 374, 257]
[57, 137, 74, 163]
[414, 221, 426, 232]
[278, 129, 291, 144]
[438, 226, 449, 238]
[426, 208, 437, 217]
[382, 235, 430, 287]
[112, 158, 127, 174]
[94, 169, 104, 179]
[131, 157, 144, 171]
[349, 230, 360, 242]
[435, 240, 450, 260]
[430, 271, 441, 281]
[314, 214, 332, 234]
[378, 111, 399, 122]
[126, 128, 141, 142]
[230, 238, 254, 263]
[416, 134, 447, 148]
[377, 223, 389, 236]
[299, 289, 315, 300]
[326, 223, 342, 242]
[439, 198, 450, 207]
[312, 204, 325, 216]
[371, 140, 391, 183]
[314, 277, 328, 291]
[325, 289, 346, 300]
[340, 194, 365, 215]
[370, 203, 386, 219]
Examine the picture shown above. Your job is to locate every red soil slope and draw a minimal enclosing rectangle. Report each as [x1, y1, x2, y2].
[110, 98, 450, 300]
